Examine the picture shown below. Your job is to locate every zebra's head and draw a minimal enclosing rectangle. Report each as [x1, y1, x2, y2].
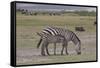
[71, 32, 81, 55]
[75, 41, 81, 55]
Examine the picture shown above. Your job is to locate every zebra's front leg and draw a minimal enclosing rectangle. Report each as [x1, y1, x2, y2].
[46, 43, 50, 56]
[65, 42, 68, 55]
[54, 43, 56, 55]
[41, 42, 46, 56]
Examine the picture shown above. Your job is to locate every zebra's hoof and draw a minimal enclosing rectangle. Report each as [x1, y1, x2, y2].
[48, 54, 50, 56]
[77, 52, 81, 55]
[42, 55, 45, 56]
[41, 54, 46, 56]
[66, 53, 69, 55]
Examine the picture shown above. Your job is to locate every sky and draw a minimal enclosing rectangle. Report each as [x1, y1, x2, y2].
[16, 3, 96, 12]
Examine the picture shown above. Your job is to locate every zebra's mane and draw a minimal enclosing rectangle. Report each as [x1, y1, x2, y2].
[71, 31, 81, 45]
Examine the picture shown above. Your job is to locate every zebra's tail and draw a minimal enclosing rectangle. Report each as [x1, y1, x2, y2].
[37, 38, 42, 48]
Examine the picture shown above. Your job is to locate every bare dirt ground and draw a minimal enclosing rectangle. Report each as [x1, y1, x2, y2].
[16, 34, 96, 65]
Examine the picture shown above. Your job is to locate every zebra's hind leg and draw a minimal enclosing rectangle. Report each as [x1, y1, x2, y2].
[54, 43, 56, 55]
[37, 38, 42, 48]
[41, 42, 46, 56]
[65, 42, 68, 55]
[46, 43, 50, 56]
[61, 43, 64, 55]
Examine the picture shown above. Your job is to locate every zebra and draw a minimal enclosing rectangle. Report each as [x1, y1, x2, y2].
[37, 32, 67, 56]
[37, 26, 81, 55]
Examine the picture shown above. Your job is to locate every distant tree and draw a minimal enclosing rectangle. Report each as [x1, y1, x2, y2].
[30, 12, 33, 15]
[16, 8, 21, 12]
[34, 12, 37, 16]
[74, 10, 96, 16]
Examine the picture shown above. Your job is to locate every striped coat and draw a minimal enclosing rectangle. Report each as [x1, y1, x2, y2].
[37, 26, 81, 55]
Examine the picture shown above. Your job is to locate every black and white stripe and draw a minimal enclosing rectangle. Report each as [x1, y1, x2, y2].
[42, 26, 65, 36]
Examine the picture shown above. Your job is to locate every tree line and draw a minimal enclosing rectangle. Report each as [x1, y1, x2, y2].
[16, 8, 96, 16]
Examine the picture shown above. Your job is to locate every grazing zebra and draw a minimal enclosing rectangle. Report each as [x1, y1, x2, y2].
[37, 26, 81, 55]
[37, 32, 67, 56]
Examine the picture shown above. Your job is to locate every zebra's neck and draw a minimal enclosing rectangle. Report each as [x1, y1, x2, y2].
[71, 34, 80, 45]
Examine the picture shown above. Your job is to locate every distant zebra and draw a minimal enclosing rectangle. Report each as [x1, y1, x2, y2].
[37, 26, 81, 55]
[37, 32, 67, 56]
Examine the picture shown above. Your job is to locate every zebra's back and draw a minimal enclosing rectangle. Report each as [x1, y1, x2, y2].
[42, 26, 80, 44]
